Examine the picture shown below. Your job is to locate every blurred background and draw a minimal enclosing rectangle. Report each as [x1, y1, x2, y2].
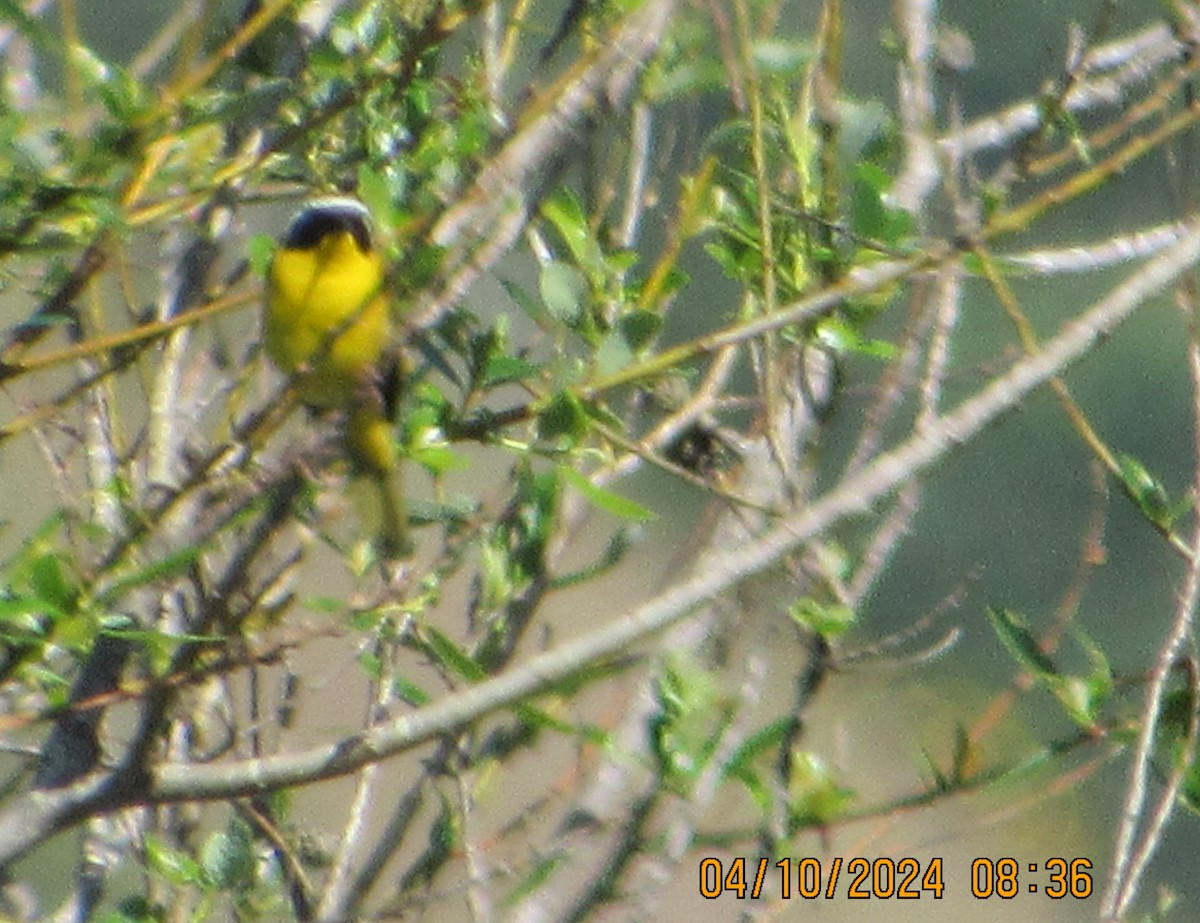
[2, 0, 1196, 920]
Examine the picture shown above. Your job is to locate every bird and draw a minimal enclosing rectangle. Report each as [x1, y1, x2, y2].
[264, 197, 411, 558]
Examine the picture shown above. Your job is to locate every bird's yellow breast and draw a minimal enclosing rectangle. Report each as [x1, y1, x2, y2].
[265, 230, 389, 408]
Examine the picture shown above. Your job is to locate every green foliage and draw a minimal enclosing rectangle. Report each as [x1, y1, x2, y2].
[539, 260, 588, 325]
[849, 162, 913, 246]
[2, 0, 1198, 918]
[786, 751, 856, 827]
[1118, 452, 1191, 529]
[146, 834, 205, 887]
[986, 608, 1112, 728]
[721, 717, 795, 813]
[423, 625, 487, 682]
[1155, 688, 1200, 815]
[557, 465, 656, 524]
[650, 654, 727, 790]
[201, 822, 257, 891]
[788, 597, 856, 640]
[537, 390, 591, 444]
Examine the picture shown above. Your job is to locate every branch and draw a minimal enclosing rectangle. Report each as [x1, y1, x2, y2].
[418, 0, 681, 327]
[5, 215, 1198, 867]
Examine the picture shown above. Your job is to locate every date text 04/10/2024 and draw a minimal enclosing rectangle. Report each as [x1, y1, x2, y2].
[697, 856, 1094, 901]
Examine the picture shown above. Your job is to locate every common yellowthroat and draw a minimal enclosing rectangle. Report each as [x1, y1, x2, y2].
[265, 197, 411, 558]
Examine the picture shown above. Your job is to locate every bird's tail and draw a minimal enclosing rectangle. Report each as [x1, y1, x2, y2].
[347, 407, 413, 559]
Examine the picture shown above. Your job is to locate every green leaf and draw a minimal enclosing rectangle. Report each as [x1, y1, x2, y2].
[511, 702, 576, 735]
[1048, 674, 1102, 726]
[986, 607, 1057, 678]
[788, 598, 856, 639]
[500, 276, 558, 331]
[68, 44, 111, 87]
[650, 655, 725, 787]
[478, 535, 514, 610]
[704, 238, 754, 283]
[594, 330, 634, 377]
[410, 443, 468, 475]
[850, 162, 913, 244]
[0, 594, 61, 624]
[788, 751, 855, 825]
[1042, 628, 1112, 727]
[1158, 689, 1200, 815]
[393, 675, 431, 706]
[537, 391, 590, 442]
[357, 649, 382, 680]
[107, 627, 215, 676]
[96, 546, 203, 606]
[949, 723, 975, 785]
[557, 466, 656, 523]
[541, 188, 605, 275]
[69, 44, 149, 122]
[619, 309, 663, 352]
[539, 654, 637, 700]
[201, 828, 255, 890]
[29, 553, 79, 613]
[52, 612, 99, 652]
[723, 717, 794, 783]
[539, 260, 587, 323]
[1118, 452, 1177, 527]
[549, 527, 635, 589]
[483, 354, 541, 387]
[95, 62, 149, 121]
[145, 834, 204, 886]
[920, 743, 950, 791]
[246, 233, 275, 276]
[814, 316, 897, 359]
[506, 853, 567, 906]
[424, 626, 486, 681]
[357, 164, 395, 229]
[302, 596, 348, 616]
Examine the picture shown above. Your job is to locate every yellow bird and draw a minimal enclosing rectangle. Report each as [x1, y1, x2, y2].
[264, 197, 411, 558]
